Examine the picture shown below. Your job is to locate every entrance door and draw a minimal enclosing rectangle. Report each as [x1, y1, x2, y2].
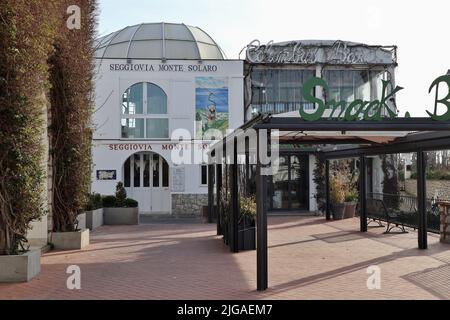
[269, 154, 309, 211]
[123, 152, 170, 214]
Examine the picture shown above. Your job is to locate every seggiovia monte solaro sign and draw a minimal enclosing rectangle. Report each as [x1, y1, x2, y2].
[299, 75, 450, 122]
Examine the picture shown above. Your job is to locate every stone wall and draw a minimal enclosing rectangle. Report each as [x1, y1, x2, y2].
[171, 194, 208, 218]
[405, 179, 450, 199]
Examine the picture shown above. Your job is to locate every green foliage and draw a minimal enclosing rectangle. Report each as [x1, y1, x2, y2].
[410, 170, 450, 180]
[313, 157, 327, 213]
[102, 196, 117, 208]
[239, 195, 257, 221]
[85, 193, 103, 211]
[50, 0, 97, 232]
[101, 195, 138, 208]
[115, 182, 127, 207]
[0, 0, 58, 255]
[124, 198, 139, 208]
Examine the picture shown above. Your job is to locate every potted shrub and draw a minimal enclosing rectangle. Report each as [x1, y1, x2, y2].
[330, 174, 346, 220]
[103, 182, 139, 225]
[84, 193, 104, 230]
[344, 191, 358, 219]
[238, 195, 257, 251]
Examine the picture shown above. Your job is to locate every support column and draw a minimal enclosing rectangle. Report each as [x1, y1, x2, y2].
[359, 156, 368, 232]
[216, 163, 222, 236]
[230, 138, 239, 253]
[325, 159, 331, 221]
[256, 130, 268, 291]
[417, 150, 428, 249]
[207, 164, 215, 223]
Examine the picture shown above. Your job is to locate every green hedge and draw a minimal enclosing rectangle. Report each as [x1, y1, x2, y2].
[410, 170, 450, 180]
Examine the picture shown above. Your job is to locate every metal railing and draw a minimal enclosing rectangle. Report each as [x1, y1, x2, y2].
[368, 192, 446, 234]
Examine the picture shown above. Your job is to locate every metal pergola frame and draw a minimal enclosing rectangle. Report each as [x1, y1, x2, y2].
[207, 116, 450, 291]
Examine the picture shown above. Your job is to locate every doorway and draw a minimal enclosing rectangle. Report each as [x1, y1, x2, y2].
[269, 154, 309, 211]
[123, 152, 170, 213]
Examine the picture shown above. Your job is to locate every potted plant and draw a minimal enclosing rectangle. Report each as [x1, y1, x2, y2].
[344, 191, 359, 219]
[330, 174, 346, 220]
[103, 182, 139, 225]
[84, 193, 104, 230]
[238, 195, 257, 251]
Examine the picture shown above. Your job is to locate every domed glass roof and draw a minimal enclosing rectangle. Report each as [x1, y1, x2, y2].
[94, 22, 226, 60]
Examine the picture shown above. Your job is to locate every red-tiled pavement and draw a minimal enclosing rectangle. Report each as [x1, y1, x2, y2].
[1, 216, 449, 300]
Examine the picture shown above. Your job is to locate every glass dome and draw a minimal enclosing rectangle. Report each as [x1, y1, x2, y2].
[94, 22, 226, 60]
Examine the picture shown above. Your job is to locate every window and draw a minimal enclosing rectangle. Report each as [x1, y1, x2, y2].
[323, 70, 386, 104]
[123, 153, 169, 188]
[201, 165, 208, 185]
[121, 82, 169, 139]
[250, 68, 315, 116]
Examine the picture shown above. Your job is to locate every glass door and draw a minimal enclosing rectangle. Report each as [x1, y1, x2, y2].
[270, 154, 309, 211]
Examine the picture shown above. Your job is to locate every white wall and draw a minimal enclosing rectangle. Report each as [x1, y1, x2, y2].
[308, 155, 318, 213]
[92, 59, 244, 198]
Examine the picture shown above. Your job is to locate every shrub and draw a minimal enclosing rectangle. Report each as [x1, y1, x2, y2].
[86, 193, 103, 211]
[124, 198, 139, 208]
[239, 195, 257, 221]
[115, 182, 127, 207]
[0, 0, 58, 255]
[102, 196, 117, 208]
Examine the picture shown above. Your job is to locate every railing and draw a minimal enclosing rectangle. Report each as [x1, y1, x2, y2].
[368, 193, 446, 234]
[251, 102, 315, 115]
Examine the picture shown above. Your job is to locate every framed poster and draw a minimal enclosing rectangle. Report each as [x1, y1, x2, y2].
[96, 170, 117, 181]
[195, 77, 229, 137]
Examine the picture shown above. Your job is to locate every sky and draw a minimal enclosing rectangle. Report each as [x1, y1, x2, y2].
[97, 0, 450, 117]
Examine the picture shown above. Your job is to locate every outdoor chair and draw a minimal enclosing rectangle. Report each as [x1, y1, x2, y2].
[366, 198, 408, 234]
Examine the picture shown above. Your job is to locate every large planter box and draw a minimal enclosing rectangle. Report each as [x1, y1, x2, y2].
[86, 209, 104, 230]
[238, 227, 256, 251]
[51, 229, 90, 250]
[0, 249, 41, 283]
[104, 207, 139, 225]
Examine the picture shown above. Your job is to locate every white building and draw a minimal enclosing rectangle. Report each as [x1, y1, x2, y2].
[92, 23, 244, 216]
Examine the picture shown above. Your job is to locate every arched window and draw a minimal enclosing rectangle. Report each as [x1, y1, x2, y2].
[121, 82, 169, 139]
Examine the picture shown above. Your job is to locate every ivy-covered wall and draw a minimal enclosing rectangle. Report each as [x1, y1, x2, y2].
[0, 0, 97, 254]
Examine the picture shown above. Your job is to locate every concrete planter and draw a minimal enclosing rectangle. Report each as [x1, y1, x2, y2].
[77, 213, 87, 230]
[104, 207, 139, 225]
[0, 250, 41, 283]
[344, 202, 357, 219]
[333, 203, 346, 220]
[51, 229, 90, 250]
[86, 208, 104, 230]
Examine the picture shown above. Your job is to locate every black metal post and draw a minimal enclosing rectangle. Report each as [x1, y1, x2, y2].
[325, 160, 331, 221]
[417, 150, 428, 249]
[216, 163, 222, 236]
[256, 130, 268, 291]
[230, 137, 239, 253]
[207, 164, 215, 223]
[359, 156, 368, 232]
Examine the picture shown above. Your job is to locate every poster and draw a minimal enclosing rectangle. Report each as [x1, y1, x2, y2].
[195, 77, 229, 137]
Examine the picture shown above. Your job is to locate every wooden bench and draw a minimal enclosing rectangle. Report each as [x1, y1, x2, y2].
[366, 198, 408, 234]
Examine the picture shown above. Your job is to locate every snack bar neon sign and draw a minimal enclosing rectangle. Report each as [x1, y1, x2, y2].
[299, 75, 450, 121]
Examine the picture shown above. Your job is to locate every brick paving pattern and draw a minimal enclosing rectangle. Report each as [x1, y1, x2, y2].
[0, 216, 449, 300]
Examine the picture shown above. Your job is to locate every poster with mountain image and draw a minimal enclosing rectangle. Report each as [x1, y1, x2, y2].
[195, 77, 229, 137]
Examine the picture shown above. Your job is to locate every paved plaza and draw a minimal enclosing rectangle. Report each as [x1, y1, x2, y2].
[1, 216, 449, 300]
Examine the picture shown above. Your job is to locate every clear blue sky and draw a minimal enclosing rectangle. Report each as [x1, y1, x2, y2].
[98, 0, 450, 117]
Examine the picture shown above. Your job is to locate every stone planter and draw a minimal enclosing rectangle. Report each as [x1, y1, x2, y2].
[76, 212, 87, 230]
[333, 203, 346, 220]
[51, 229, 90, 250]
[104, 207, 139, 225]
[86, 208, 104, 230]
[344, 202, 357, 219]
[0, 249, 41, 282]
